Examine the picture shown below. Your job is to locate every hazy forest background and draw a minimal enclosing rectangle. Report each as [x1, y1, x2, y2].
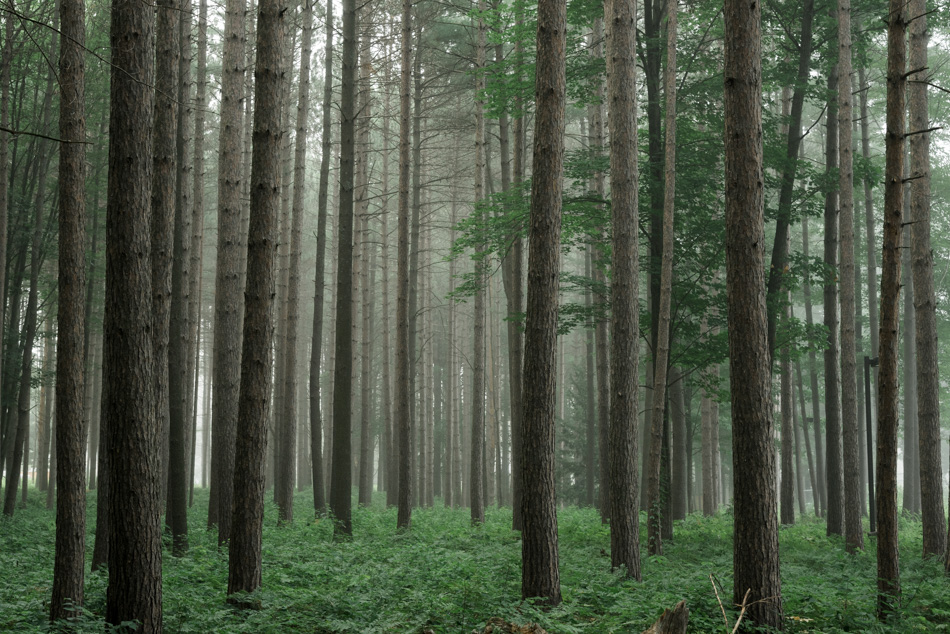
[3, 0, 950, 630]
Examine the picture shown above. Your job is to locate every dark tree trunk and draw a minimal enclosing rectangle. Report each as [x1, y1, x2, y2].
[395, 0, 413, 531]
[723, 0, 783, 627]
[51, 0, 87, 617]
[228, 0, 283, 594]
[329, 0, 357, 536]
[104, 0, 161, 626]
[520, 0, 565, 604]
[877, 0, 905, 615]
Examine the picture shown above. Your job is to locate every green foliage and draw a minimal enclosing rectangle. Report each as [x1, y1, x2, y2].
[3, 489, 950, 632]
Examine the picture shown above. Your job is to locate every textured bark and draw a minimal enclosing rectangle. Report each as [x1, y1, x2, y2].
[37, 320, 54, 492]
[380, 30, 395, 503]
[858, 54, 879, 436]
[585, 252, 595, 506]
[208, 0, 247, 542]
[51, 0, 87, 616]
[330, 0, 357, 536]
[837, 0, 862, 553]
[908, 0, 946, 558]
[0, 4, 11, 456]
[228, 0, 282, 595]
[877, 0, 905, 615]
[105, 0, 161, 626]
[395, 0, 412, 530]
[520, 0, 565, 603]
[822, 66, 843, 537]
[309, 0, 333, 515]
[164, 0, 190, 555]
[606, 0, 640, 579]
[723, 0, 783, 627]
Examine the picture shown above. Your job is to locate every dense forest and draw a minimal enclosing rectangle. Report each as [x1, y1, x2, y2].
[1, 0, 950, 630]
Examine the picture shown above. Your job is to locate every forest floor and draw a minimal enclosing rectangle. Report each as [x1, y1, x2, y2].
[2, 488, 949, 633]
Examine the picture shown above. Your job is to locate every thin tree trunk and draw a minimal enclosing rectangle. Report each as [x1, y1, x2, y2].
[395, 0, 413, 530]
[837, 0, 862, 553]
[796, 361, 819, 514]
[802, 214, 824, 517]
[309, 0, 333, 515]
[329, 0, 358, 536]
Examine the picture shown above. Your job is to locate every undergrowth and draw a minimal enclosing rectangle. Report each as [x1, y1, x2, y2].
[1, 488, 949, 632]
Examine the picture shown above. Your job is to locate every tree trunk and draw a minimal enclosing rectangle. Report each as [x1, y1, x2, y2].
[795, 362, 819, 514]
[606, 0, 640, 579]
[836, 0, 861, 552]
[877, 0, 905, 615]
[723, 0, 783, 627]
[521, 0, 565, 603]
[51, 0, 87, 616]
[166, 0, 191, 554]
[908, 0, 946, 557]
[802, 215, 824, 517]
[647, 0, 677, 552]
[228, 0, 283, 594]
[329, 0, 357, 536]
[104, 0, 161, 625]
[208, 0, 248, 542]
[309, 0, 333, 515]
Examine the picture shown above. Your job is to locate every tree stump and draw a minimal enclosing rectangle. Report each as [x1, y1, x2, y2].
[642, 600, 689, 634]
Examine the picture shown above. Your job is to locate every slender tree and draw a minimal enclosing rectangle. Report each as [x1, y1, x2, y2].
[838, 0, 862, 553]
[309, 0, 333, 515]
[396, 0, 413, 531]
[330, 0, 358, 535]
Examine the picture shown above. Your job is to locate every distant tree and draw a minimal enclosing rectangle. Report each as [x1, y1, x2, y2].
[723, 0, 783, 628]
[104, 0, 161, 627]
[520, 0, 565, 605]
[51, 0, 87, 618]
